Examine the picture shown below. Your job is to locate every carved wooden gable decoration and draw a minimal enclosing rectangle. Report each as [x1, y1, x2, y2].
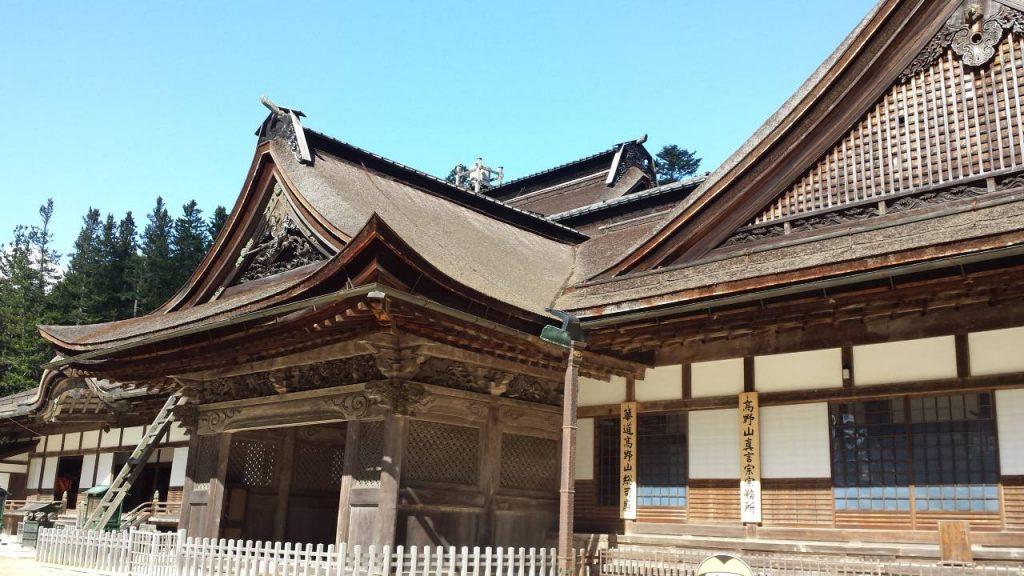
[720, 2, 1024, 250]
[228, 182, 330, 287]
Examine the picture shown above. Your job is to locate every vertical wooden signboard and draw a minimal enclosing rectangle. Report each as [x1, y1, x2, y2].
[738, 392, 762, 524]
[620, 401, 638, 520]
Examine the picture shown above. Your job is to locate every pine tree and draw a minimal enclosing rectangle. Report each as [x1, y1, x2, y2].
[208, 205, 228, 246]
[172, 200, 207, 289]
[0, 200, 61, 395]
[115, 212, 141, 318]
[654, 144, 702, 184]
[50, 208, 104, 326]
[137, 197, 177, 313]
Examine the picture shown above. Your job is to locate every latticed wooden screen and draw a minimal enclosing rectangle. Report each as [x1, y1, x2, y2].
[191, 435, 220, 492]
[404, 420, 480, 486]
[754, 33, 1024, 225]
[353, 421, 384, 487]
[500, 433, 559, 492]
[292, 442, 345, 492]
[226, 437, 278, 489]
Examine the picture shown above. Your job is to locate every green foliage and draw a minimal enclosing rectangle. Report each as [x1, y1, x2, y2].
[208, 205, 228, 243]
[0, 197, 229, 395]
[654, 144, 702, 184]
[0, 200, 60, 396]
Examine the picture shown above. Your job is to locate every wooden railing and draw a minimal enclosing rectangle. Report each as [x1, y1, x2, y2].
[600, 548, 1022, 576]
[36, 527, 585, 576]
[3, 499, 62, 515]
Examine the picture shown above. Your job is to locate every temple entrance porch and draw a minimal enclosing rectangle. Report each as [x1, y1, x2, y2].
[179, 380, 565, 549]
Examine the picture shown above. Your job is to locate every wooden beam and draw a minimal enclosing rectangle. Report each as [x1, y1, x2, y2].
[955, 333, 971, 378]
[649, 297, 1024, 363]
[578, 370, 1024, 417]
[841, 346, 854, 388]
[743, 357, 755, 393]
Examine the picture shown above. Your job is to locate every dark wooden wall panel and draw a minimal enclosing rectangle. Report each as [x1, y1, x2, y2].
[1004, 476, 1024, 531]
[687, 480, 739, 523]
[762, 479, 833, 527]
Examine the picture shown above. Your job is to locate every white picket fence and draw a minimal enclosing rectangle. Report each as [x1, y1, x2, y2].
[36, 527, 576, 576]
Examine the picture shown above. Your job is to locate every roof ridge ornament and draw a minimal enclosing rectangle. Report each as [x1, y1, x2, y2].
[899, 2, 1024, 84]
[257, 95, 313, 164]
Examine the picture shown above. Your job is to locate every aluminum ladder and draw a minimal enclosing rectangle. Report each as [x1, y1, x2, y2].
[81, 393, 183, 530]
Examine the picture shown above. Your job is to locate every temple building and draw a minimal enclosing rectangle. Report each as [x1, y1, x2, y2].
[3, 0, 1024, 558]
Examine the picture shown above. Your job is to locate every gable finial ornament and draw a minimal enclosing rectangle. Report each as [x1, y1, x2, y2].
[898, 2, 1024, 84]
[258, 95, 313, 164]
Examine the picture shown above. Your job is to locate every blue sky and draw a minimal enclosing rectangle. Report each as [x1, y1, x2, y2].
[1, 0, 876, 257]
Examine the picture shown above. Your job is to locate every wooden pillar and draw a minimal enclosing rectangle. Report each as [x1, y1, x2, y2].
[557, 345, 581, 575]
[376, 412, 408, 547]
[336, 421, 361, 545]
[273, 427, 297, 541]
[205, 433, 233, 538]
[479, 404, 502, 546]
[177, 432, 203, 532]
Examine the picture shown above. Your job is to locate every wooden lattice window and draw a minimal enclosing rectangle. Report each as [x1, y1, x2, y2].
[500, 434, 558, 492]
[191, 435, 219, 492]
[830, 398, 910, 512]
[595, 418, 620, 507]
[637, 413, 687, 507]
[227, 437, 277, 489]
[830, 393, 1000, 513]
[353, 421, 384, 487]
[909, 393, 999, 512]
[292, 443, 345, 492]
[404, 421, 480, 486]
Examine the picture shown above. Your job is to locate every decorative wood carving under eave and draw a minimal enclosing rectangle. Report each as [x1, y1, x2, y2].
[195, 354, 383, 404]
[231, 183, 327, 286]
[196, 384, 388, 434]
[410, 356, 562, 406]
[899, 2, 1024, 83]
[363, 380, 431, 415]
[719, 171, 1021, 249]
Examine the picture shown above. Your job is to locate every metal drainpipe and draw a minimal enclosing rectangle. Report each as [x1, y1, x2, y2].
[557, 341, 581, 576]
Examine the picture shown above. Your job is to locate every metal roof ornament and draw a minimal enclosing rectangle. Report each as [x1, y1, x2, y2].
[453, 158, 504, 193]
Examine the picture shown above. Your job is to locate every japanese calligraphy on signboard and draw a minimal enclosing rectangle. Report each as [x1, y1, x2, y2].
[738, 392, 761, 523]
[620, 401, 637, 520]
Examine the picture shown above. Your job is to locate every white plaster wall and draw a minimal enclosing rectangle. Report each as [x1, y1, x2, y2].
[0, 473, 9, 491]
[636, 365, 682, 402]
[761, 403, 831, 478]
[41, 456, 58, 490]
[0, 461, 27, 473]
[579, 376, 627, 407]
[755, 348, 842, 392]
[576, 418, 595, 480]
[100, 428, 120, 448]
[10, 452, 27, 462]
[80, 454, 97, 489]
[854, 336, 956, 385]
[81, 430, 100, 450]
[996, 388, 1024, 475]
[121, 426, 144, 446]
[63, 432, 80, 451]
[45, 434, 62, 452]
[34, 437, 45, 453]
[27, 457, 42, 490]
[691, 358, 744, 398]
[95, 453, 114, 486]
[168, 421, 189, 443]
[170, 447, 189, 487]
[970, 327, 1024, 376]
[689, 408, 739, 479]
